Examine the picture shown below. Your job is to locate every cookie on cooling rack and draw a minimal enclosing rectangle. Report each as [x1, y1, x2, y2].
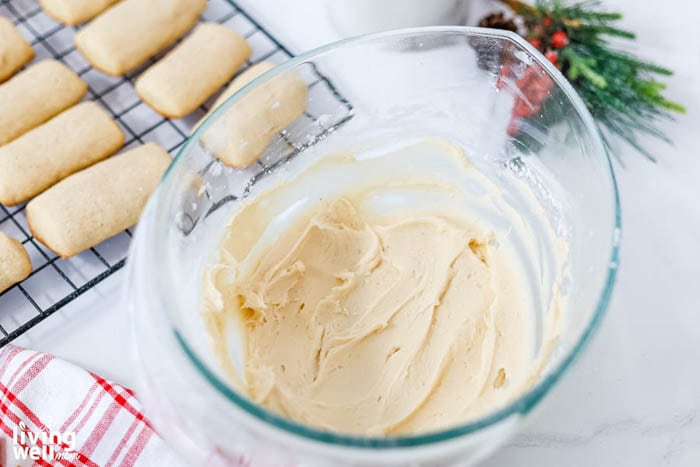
[0, 232, 32, 294]
[0, 60, 87, 146]
[194, 61, 276, 131]
[0, 102, 125, 206]
[27, 143, 171, 259]
[74, 0, 207, 76]
[136, 23, 251, 119]
[39, 0, 120, 26]
[0, 17, 34, 84]
[199, 63, 309, 169]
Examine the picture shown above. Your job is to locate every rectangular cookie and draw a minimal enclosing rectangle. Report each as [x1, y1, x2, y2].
[0, 102, 124, 206]
[74, 0, 207, 76]
[200, 63, 308, 168]
[0, 233, 32, 294]
[0, 17, 35, 83]
[136, 23, 251, 119]
[194, 61, 276, 130]
[39, 0, 121, 26]
[0, 60, 87, 146]
[27, 143, 171, 258]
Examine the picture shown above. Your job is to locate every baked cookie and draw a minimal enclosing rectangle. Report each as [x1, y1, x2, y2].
[194, 61, 275, 131]
[74, 0, 207, 76]
[0, 233, 32, 294]
[0, 60, 87, 146]
[0, 102, 124, 206]
[38, 0, 120, 26]
[0, 17, 34, 83]
[27, 143, 171, 258]
[136, 23, 251, 119]
[200, 63, 308, 168]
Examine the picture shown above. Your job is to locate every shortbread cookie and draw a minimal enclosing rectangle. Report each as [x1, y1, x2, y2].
[0, 60, 87, 146]
[38, 0, 120, 26]
[0, 102, 124, 206]
[0, 17, 35, 83]
[27, 143, 171, 258]
[194, 61, 276, 131]
[74, 0, 207, 76]
[136, 23, 251, 119]
[200, 63, 308, 168]
[0, 233, 32, 294]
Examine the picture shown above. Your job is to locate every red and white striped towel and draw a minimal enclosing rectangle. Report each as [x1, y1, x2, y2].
[0, 345, 187, 467]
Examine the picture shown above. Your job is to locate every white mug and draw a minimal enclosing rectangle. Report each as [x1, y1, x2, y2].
[324, 0, 468, 37]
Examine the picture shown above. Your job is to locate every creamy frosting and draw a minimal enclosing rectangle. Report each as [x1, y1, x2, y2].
[204, 138, 564, 436]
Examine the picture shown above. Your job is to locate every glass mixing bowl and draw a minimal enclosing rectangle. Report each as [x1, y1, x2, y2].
[125, 27, 620, 467]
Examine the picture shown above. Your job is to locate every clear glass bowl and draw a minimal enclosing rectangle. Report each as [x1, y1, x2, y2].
[126, 27, 620, 467]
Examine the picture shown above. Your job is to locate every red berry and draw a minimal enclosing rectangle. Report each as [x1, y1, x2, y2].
[512, 99, 532, 118]
[507, 119, 520, 137]
[528, 38, 542, 50]
[551, 30, 569, 49]
[542, 16, 553, 27]
[496, 64, 510, 89]
[545, 50, 559, 65]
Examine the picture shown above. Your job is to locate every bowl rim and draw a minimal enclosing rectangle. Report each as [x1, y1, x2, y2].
[160, 25, 621, 449]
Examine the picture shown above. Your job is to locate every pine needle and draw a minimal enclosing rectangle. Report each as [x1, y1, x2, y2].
[496, 0, 685, 159]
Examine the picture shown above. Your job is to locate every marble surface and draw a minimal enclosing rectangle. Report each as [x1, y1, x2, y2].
[17, 0, 700, 465]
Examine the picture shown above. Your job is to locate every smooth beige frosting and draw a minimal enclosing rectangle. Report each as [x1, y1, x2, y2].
[204, 138, 564, 436]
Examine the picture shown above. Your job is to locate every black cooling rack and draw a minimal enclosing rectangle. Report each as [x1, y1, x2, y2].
[0, 0, 353, 346]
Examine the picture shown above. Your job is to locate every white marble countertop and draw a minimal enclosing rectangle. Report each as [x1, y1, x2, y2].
[16, 0, 700, 465]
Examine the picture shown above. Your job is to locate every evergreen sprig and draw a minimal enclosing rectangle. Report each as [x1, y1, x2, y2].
[500, 0, 685, 160]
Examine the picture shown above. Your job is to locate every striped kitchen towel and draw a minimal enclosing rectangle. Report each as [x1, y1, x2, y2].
[0, 345, 187, 467]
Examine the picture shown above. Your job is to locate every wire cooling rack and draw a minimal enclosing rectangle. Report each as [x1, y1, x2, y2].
[0, 0, 353, 346]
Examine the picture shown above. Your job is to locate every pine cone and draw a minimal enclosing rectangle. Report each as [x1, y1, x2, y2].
[478, 12, 518, 32]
